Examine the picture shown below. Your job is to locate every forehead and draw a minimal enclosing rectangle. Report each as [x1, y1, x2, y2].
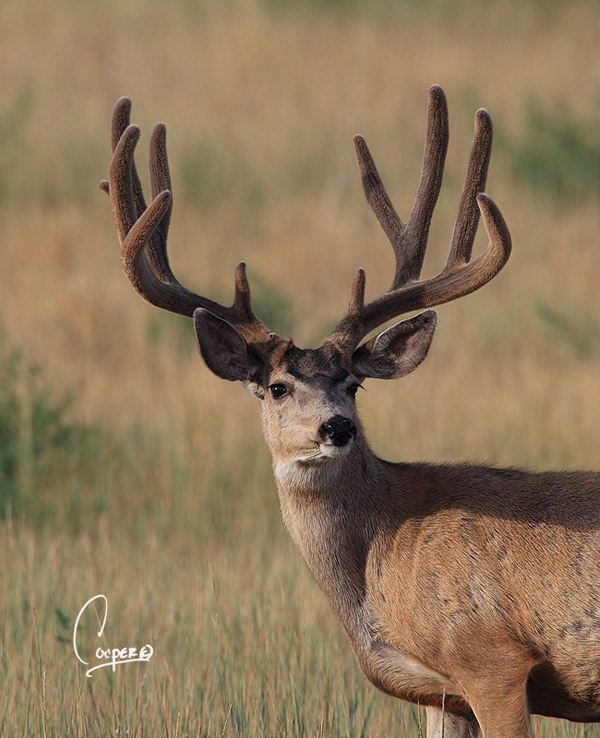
[275, 344, 350, 383]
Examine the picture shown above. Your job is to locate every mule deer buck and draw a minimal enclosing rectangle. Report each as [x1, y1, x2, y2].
[102, 86, 600, 737]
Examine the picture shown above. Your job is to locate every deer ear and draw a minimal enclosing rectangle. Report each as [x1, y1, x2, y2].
[351, 310, 437, 380]
[193, 308, 258, 383]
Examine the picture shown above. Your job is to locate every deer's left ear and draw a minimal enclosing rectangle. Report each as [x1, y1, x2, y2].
[351, 310, 437, 380]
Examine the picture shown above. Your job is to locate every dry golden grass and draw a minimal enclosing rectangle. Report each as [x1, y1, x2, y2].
[3, 0, 600, 734]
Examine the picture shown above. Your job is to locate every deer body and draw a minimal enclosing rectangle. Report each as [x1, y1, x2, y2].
[103, 86, 600, 736]
[276, 439, 600, 724]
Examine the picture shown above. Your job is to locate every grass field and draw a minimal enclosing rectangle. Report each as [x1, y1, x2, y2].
[3, 0, 600, 734]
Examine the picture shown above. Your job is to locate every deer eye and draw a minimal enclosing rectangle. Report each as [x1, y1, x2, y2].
[269, 383, 288, 399]
[346, 383, 362, 398]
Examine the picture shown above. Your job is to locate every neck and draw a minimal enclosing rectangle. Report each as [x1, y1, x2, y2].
[272, 432, 384, 646]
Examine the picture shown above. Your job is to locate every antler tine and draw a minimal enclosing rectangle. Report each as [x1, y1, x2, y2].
[144, 121, 178, 285]
[103, 99, 280, 351]
[446, 107, 493, 269]
[327, 87, 511, 354]
[108, 122, 141, 244]
[398, 84, 449, 286]
[102, 97, 148, 222]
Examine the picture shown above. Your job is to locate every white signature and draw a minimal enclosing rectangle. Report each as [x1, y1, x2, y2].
[73, 594, 154, 677]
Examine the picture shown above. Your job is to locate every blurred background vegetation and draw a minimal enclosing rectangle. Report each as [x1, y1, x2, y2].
[2, 0, 600, 734]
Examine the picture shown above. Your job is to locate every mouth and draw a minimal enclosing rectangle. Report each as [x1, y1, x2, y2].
[296, 439, 354, 464]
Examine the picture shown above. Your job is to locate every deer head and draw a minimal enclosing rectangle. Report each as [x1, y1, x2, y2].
[101, 86, 511, 472]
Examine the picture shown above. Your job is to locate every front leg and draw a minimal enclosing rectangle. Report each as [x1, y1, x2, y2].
[426, 705, 480, 738]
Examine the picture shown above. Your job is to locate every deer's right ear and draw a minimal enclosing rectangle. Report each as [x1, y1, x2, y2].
[193, 309, 264, 395]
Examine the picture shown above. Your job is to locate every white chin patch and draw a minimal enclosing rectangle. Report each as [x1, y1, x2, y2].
[316, 442, 353, 460]
[274, 442, 353, 488]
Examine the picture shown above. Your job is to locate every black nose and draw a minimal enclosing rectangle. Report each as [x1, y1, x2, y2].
[319, 415, 356, 447]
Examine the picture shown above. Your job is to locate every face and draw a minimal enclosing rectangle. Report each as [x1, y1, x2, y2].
[260, 345, 362, 466]
[192, 306, 437, 472]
